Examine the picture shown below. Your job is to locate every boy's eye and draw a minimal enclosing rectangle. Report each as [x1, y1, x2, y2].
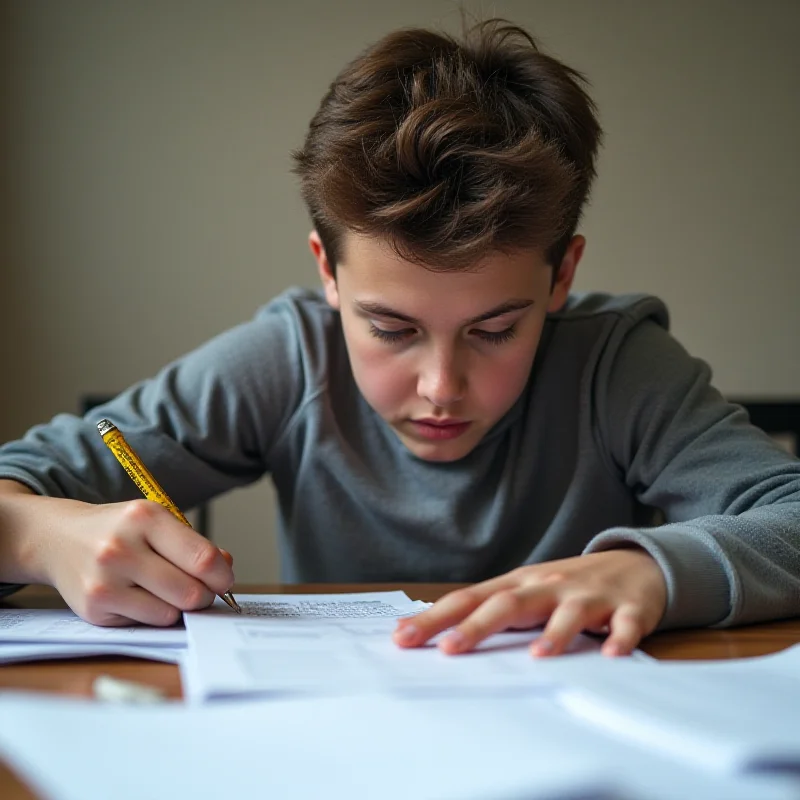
[368, 324, 518, 345]
[369, 324, 415, 344]
[472, 326, 517, 345]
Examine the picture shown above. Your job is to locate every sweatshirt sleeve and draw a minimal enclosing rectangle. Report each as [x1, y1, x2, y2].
[584, 315, 800, 630]
[0, 293, 316, 512]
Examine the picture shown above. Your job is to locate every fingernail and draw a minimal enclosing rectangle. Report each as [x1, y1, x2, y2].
[532, 639, 554, 657]
[440, 630, 467, 654]
[394, 624, 418, 645]
[604, 643, 622, 657]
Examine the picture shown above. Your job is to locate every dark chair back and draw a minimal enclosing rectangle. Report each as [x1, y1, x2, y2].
[729, 399, 800, 456]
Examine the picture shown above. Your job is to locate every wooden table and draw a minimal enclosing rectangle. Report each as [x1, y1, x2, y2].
[2, 584, 800, 800]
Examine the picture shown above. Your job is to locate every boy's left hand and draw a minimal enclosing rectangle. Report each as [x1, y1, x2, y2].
[393, 548, 667, 657]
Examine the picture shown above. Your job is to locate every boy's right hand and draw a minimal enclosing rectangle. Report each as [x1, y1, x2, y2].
[0, 484, 234, 627]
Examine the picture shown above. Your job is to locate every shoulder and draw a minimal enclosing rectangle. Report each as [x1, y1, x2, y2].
[152, 286, 345, 459]
[248, 286, 343, 392]
[253, 286, 335, 330]
[547, 291, 670, 332]
[555, 294, 716, 447]
[187, 287, 337, 371]
[535, 292, 673, 379]
[165, 286, 342, 413]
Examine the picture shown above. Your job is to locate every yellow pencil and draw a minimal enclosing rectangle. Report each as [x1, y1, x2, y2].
[96, 418, 241, 614]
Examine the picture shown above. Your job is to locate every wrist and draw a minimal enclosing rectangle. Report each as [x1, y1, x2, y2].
[0, 488, 54, 584]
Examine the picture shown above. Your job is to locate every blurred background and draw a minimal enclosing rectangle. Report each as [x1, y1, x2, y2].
[1, 0, 798, 581]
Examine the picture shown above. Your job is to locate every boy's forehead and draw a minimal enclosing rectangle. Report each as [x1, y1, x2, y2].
[339, 232, 550, 283]
[335, 233, 553, 322]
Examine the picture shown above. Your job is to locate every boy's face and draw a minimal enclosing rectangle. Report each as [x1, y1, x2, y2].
[311, 232, 583, 462]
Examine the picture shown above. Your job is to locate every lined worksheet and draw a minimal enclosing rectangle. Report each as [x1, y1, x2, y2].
[181, 591, 602, 701]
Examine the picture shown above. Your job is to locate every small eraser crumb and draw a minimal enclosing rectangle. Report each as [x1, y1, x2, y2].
[92, 675, 166, 704]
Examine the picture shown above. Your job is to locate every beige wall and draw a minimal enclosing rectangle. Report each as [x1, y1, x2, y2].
[2, 0, 798, 581]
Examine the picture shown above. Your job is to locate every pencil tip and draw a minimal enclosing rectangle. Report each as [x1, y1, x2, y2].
[222, 590, 242, 614]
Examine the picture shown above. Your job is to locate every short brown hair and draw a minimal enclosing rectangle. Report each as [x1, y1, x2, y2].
[292, 19, 602, 272]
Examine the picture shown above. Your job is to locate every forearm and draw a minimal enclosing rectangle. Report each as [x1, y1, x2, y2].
[0, 479, 51, 584]
[586, 503, 800, 630]
[597, 319, 800, 629]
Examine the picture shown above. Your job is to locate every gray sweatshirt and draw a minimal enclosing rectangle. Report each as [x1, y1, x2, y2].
[1, 289, 799, 630]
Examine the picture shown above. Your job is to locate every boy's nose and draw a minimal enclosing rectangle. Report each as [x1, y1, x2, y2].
[417, 356, 466, 408]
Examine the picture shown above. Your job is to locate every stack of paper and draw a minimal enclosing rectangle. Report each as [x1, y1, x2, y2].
[3, 689, 799, 800]
[0, 608, 186, 665]
[2, 592, 800, 800]
[539, 645, 800, 775]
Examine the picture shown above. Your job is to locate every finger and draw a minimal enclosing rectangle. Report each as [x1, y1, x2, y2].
[393, 575, 518, 648]
[132, 550, 216, 612]
[585, 624, 609, 635]
[106, 586, 183, 627]
[81, 585, 181, 628]
[98, 614, 139, 626]
[140, 508, 234, 595]
[218, 548, 234, 567]
[77, 608, 139, 627]
[602, 604, 647, 657]
[438, 588, 554, 655]
[532, 597, 610, 657]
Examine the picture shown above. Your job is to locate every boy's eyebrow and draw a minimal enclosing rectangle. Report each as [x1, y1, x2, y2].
[353, 299, 534, 326]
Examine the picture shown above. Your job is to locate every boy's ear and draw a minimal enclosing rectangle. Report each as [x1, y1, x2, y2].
[547, 235, 585, 313]
[309, 230, 340, 310]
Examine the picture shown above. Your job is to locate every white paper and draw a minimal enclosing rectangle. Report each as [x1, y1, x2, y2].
[177, 640, 204, 703]
[545, 644, 800, 775]
[0, 690, 795, 800]
[0, 642, 184, 665]
[0, 608, 187, 646]
[183, 592, 613, 701]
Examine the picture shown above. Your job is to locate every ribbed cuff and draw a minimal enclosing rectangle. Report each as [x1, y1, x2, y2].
[583, 525, 732, 630]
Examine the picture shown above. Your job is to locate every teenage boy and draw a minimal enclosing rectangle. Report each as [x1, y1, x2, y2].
[1, 20, 798, 658]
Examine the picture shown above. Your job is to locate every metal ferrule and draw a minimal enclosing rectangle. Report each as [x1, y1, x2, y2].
[96, 419, 118, 437]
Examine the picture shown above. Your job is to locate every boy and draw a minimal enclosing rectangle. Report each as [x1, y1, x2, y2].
[0, 19, 798, 659]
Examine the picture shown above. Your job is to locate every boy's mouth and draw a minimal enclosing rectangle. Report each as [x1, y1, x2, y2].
[409, 418, 472, 441]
